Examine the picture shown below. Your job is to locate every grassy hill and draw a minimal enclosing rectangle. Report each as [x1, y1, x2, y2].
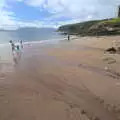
[58, 18, 120, 36]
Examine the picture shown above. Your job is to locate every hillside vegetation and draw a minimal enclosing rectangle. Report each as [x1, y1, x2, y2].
[58, 18, 120, 36]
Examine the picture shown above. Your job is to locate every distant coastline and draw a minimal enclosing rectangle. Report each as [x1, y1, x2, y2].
[58, 18, 120, 36]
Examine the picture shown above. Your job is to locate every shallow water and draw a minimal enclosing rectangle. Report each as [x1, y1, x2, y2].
[0, 28, 64, 64]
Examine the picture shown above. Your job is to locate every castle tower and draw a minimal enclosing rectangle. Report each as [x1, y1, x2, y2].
[118, 5, 120, 17]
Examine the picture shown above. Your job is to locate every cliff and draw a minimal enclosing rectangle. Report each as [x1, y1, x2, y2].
[58, 18, 120, 36]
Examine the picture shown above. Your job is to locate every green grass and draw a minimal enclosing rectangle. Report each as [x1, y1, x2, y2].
[102, 18, 120, 24]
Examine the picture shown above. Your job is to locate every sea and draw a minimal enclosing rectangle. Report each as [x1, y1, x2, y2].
[0, 27, 64, 44]
[0, 27, 64, 63]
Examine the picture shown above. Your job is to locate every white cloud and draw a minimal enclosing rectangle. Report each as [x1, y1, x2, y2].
[19, 0, 120, 24]
[0, 0, 120, 29]
[26, 0, 44, 7]
[0, 0, 16, 29]
[0, 0, 51, 29]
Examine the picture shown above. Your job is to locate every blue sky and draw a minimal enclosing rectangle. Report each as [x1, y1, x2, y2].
[0, 0, 120, 29]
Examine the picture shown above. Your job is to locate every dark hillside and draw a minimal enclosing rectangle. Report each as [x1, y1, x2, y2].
[58, 18, 120, 36]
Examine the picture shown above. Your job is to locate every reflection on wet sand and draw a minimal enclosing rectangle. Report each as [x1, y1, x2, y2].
[12, 49, 22, 65]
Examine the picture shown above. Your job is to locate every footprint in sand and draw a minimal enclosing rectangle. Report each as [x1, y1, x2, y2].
[0, 73, 6, 80]
[102, 57, 116, 64]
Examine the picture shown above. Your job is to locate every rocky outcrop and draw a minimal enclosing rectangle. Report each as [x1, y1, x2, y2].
[58, 18, 120, 36]
[87, 22, 120, 36]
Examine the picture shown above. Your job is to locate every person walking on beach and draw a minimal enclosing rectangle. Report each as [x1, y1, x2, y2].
[16, 45, 21, 59]
[20, 40, 23, 49]
[9, 40, 15, 52]
[9, 40, 22, 64]
[68, 34, 70, 41]
[13, 45, 21, 65]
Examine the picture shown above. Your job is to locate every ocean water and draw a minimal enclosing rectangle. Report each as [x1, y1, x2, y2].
[0, 28, 64, 62]
[0, 28, 63, 44]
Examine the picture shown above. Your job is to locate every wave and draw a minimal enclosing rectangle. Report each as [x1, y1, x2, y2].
[0, 38, 65, 48]
[0, 43, 9, 47]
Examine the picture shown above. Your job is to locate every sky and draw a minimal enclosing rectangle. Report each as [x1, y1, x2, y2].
[0, 0, 120, 29]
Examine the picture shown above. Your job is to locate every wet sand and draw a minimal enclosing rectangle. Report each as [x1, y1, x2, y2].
[0, 36, 120, 120]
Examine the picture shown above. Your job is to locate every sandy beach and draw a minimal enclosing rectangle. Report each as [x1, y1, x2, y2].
[0, 36, 120, 120]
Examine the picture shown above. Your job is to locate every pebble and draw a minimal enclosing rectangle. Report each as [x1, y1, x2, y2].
[104, 66, 109, 71]
[81, 110, 86, 114]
